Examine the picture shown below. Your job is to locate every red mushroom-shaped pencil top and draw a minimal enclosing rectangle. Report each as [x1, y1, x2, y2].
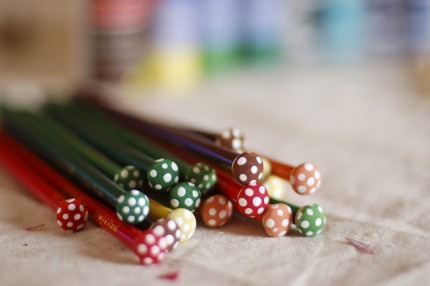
[150, 217, 181, 252]
[236, 184, 269, 218]
[262, 204, 292, 237]
[290, 163, 321, 195]
[231, 152, 264, 185]
[200, 194, 233, 228]
[134, 229, 168, 265]
[56, 198, 89, 231]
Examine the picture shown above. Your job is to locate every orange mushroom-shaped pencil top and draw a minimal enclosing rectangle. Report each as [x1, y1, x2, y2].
[262, 204, 292, 237]
[200, 194, 234, 228]
[289, 163, 321, 195]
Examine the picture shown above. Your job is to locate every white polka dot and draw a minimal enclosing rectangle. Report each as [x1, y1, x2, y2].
[163, 173, 172, 183]
[68, 204, 76, 211]
[143, 206, 149, 215]
[138, 215, 144, 222]
[121, 169, 129, 178]
[143, 257, 153, 265]
[310, 188, 317, 194]
[279, 230, 287, 236]
[183, 224, 190, 233]
[161, 163, 168, 169]
[252, 197, 262, 207]
[170, 199, 179, 208]
[134, 207, 141, 214]
[306, 231, 313, 236]
[193, 167, 200, 173]
[304, 163, 314, 171]
[77, 224, 84, 230]
[177, 187, 186, 197]
[264, 196, 269, 204]
[239, 174, 247, 182]
[297, 173, 306, 181]
[172, 163, 178, 171]
[232, 139, 242, 150]
[150, 170, 157, 177]
[74, 214, 81, 221]
[145, 234, 155, 244]
[208, 219, 216, 226]
[300, 220, 310, 229]
[307, 177, 315, 186]
[184, 198, 193, 207]
[63, 213, 69, 220]
[265, 219, 275, 228]
[138, 198, 146, 206]
[129, 180, 137, 189]
[221, 130, 230, 139]
[244, 208, 253, 215]
[318, 206, 323, 213]
[57, 208, 62, 214]
[277, 209, 284, 216]
[57, 220, 62, 226]
[150, 246, 160, 256]
[245, 188, 254, 197]
[79, 205, 85, 212]
[315, 218, 322, 226]
[165, 235, 174, 246]
[184, 210, 192, 218]
[218, 196, 226, 205]
[195, 198, 201, 207]
[155, 184, 162, 190]
[137, 244, 148, 254]
[219, 210, 227, 219]
[192, 190, 199, 198]
[237, 157, 247, 165]
[257, 157, 262, 164]
[297, 186, 307, 193]
[128, 216, 135, 223]
[153, 225, 165, 236]
[257, 207, 264, 214]
[128, 197, 137, 206]
[175, 217, 184, 226]
[66, 222, 73, 228]
[281, 219, 289, 227]
[66, 198, 75, 203]
[314, 170, 320, 179]
[306, 208, 314, 216]
[258, 173, 263, 180]
[131, 190, 140, 196]
[297, 212, 302, 220]
[251, 166, 258, 174]
[239, 198, 248, 207]
[259, 186, 265, 194]
[122, 206, 130, 214]
[209, 208, 217, 216]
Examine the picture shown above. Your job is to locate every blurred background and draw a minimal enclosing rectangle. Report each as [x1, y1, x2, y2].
[0, 0, 430, 98]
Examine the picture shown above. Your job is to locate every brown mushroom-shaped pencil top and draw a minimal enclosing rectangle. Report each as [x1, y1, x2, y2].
[290, 162, 321, 195]
[200, 194, 233, 228]
[150, 217, 181, 252]
[262, 204, 292, 237]
[56, 198, 89, 231]
[215, 128, 244, 152]
[231, 152, 264, 185]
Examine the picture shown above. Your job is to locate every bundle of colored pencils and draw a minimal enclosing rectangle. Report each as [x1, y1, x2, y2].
[0, 94, 326, 265]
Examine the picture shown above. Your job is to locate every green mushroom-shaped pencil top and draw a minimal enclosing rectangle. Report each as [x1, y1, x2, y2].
[169, 182, 201, 212]
[116, 190, 150, 224]
[147, 158, 180, 191]
[295, 203, 326, 237]
[113, 165, 144, 191]
[185, 163, 217, 194]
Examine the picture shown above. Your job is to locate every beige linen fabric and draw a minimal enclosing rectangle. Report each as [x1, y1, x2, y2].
[1, 65, 429, 285]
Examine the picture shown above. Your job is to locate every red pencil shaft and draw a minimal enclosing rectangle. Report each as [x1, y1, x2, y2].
[0, 141, 64, 210]
[0, 133, 141, 248]
[268, 158, 294, 179]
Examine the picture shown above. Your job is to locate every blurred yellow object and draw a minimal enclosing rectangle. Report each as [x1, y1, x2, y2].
[125, 48, 201, 95]
[263, 175, 292, 200]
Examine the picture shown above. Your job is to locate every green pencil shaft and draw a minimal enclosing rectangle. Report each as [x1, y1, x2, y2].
[25, 112, 120, 176]
[3, 112, 124, 209]
[67, 102, 191, 172]
[45, 105, 153, 172]
[269, 197, 300, 217]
